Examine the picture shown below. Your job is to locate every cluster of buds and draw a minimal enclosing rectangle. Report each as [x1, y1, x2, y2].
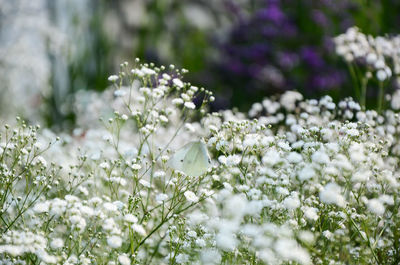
[334, 27, 400, 82]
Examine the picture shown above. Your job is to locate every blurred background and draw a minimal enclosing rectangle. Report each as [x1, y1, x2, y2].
[1, 0, 400, 129]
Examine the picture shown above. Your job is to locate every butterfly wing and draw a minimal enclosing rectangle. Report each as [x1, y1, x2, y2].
[167, 142, 193, 171]
[182, 141, 211, 177]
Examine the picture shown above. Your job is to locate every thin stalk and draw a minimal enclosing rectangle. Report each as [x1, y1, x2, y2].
[347, 63, 361, 100]
[360, 77, 368, 110]
[377, 81, 385, 113]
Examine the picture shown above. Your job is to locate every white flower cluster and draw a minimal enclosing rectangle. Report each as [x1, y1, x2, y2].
[2, 63, 400, 264]
[334, 26, 400, 82]
[0, 230, 58, 263]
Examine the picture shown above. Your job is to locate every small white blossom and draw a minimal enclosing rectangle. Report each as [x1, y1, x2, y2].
[184, 191, 199, 203]
[108, 75, 119, 82]
[107, 236, 122, 248]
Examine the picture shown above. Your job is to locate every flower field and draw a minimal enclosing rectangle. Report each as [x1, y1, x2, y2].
[1, 55, 400, 264]
[2, 1, 400, 264]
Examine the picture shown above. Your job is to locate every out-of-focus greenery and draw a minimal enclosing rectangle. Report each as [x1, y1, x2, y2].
[45, 0, 400, 126]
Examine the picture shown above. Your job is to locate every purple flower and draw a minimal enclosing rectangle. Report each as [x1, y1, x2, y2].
[257, 5, 285, 23]
[301, 47, 324, 68]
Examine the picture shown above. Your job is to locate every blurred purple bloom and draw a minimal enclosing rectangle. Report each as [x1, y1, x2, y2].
[257, 5, 285, 23]
[301, 47, 324, 68]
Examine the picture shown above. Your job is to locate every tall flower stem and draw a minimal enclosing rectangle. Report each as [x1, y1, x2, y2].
[360, 77, 368, 110]
[377, 81, 384, 113]
[347, 63, 361, 101]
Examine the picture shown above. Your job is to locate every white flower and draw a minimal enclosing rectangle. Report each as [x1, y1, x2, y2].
[114, 89, 126, 97]
[132, 224, 146, 236]
[107, 236, 122, 248]
[118, 254, 131, 265]
[173, 78, 184, 88]
[280, 91, 303, 111]
[156, 193, 168, 203]
[154, 170, 166, 178]
[283, 193, 300, 210]
[367, 199, 385, 216]
[33, 201, 49, 213]
[124, 214, 138, 223]
[175, 254, 189, 264]
[319, 183, 346, 207]
[108, 75, 119, 82]
[184, 191, 199, 203]
[303, 207, 319, 221]
[139, 179, 151, 188]
[366, 53, 378, 64]
[216, 231, 238, 251]
[50, 238, 64, 249]
[311, 150, 330, 164]
[184, 101, 196, 109]
[195, 238, 206, 247]
[69, 215, 87, 230]
[103, 202, 118, 212]
[172, 98, 184, 105]
[323, 230, 333, 240]
[298, 231, 315, 244]
[274, 238, 311, 265]
[376, 69, 387, 81]
[201, 249, 221, 264]
[298, 165, 315, 181]
[187, 230, 197, 238]
[262, 149, 281, 166]
[287, 152, 302, 163]
[141, 66, 156, 75]
[131, 163, 141, 170]
[100, 162, 109, 169]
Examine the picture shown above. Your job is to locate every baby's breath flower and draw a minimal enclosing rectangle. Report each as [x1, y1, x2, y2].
[173, 78, 184, 88]
[184, 101, 196, 109]
[108, 75, 119, 82]
[107, 235, 122, 248]
[184, 191, 199, 203]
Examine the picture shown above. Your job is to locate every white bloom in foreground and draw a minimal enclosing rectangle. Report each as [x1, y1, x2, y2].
[118, 254, 131, 265]
[303, 207, 319, 221]
[184, 191, 199, 203]
[201, 249, 221, 264]
[367, 199, 385, 216]
[258, 249, 277, 264]
[319, 183, 346, 207]
[287, 152, 302, 163]
[298, 165, 315, 181]
[50, 238, 64, 249]
[184, 101, 196, 109]
[216, 231, 238, 251]
[107, 235, 122, 248]
[283, 193, 300, 210]
[274, 238, 311, 265]
[262, 149, 281, 166]
[311, 150, 330, 164]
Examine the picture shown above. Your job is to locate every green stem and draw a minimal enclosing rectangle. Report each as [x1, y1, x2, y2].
[347, 63, 361, 101]
[377, 81, 385, 113]
[360, 77, 368, 110]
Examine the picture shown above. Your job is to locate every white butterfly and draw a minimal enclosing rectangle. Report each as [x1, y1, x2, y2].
[168, 140, 211, 177]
